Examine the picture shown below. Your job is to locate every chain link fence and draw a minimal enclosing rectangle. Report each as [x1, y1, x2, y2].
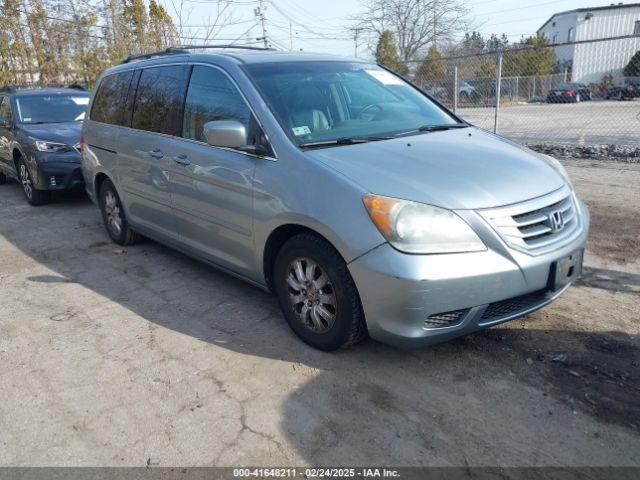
[409, 35, 640, 160]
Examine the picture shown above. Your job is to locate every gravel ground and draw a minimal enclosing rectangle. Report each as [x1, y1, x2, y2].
[0, 158, 638, 466]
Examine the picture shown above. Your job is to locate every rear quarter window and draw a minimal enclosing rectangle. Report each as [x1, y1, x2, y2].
[91, 71, 135, 125]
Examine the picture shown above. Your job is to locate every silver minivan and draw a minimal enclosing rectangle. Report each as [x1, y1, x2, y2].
[82, 47, 589, 350]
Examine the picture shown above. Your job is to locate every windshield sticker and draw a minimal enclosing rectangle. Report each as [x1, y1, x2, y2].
[292, 126, 312, 136]
[365, 69, 403, 85]
[72, 97, 90, 105]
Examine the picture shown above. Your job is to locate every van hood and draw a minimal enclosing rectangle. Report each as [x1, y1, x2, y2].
[306, 127, 565, 210]
[19, 122, 82, 146]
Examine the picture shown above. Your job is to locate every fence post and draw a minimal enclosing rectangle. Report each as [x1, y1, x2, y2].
[494, 51, 503, 134]
[453, 66, 458, 113]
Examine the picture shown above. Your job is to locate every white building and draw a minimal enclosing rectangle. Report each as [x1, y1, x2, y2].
[537, 3, 640, 84]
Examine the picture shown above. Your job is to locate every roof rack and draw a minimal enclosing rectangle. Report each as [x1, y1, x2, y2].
[177, 44, 277, 51]
[121, 44, 276, 64]
[0, 83, 87, 93]
[121, 47, 191, 64]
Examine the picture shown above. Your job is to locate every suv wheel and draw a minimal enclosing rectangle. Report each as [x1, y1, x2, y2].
[98, 178, 142, 245]
[273, 233, 367, 351]
[18, 158, 50, 206]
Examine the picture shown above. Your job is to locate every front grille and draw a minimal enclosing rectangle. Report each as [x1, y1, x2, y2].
[479, 290, 549, 323]
[478, 186, 581, 254]
[424, 309, 468, 329]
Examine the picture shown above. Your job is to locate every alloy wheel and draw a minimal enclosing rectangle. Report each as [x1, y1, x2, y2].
[286, 257, 337, 333]
[19, 164, 33, 200]
[104, 190, 123, 236]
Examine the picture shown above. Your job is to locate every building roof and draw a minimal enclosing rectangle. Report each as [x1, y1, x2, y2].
[538, 2, 640, 31]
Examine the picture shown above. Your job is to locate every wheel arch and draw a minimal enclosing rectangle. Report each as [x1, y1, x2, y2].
[94, 172, 110, 197]
[262, 223, 344, 291]
[12, 146, 24, 170]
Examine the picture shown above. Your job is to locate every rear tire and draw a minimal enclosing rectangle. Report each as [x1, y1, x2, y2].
[273, 233, 367, 351]
[98, 178, 142, 245]
[17, 157, 50, 206]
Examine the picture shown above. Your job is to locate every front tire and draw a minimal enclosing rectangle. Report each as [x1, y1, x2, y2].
[98, 178, 142, 245]
[17, 158, 50, 206]
[273, 233, 367, 351]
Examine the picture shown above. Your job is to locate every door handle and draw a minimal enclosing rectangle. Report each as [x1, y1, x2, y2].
[172, 154, 191, 166]
[148, 149, 164, 159]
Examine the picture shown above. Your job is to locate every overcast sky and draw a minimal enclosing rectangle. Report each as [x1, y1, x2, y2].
[166, 0, 639, 58]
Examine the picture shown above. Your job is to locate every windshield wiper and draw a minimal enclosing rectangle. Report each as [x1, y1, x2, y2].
[300, 135, 394, 149]
[418, 124, 469, 132]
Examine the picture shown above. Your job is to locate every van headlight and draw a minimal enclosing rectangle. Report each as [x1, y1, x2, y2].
[363, 194, 486, 254]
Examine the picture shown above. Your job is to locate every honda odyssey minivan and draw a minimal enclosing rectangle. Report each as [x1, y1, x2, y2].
[82, 46, 589, 350]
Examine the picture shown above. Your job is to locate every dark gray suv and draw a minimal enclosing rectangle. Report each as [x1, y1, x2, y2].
[0, 85, 90, 205]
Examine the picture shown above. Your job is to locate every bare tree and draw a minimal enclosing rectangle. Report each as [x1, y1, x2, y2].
[167, 0, 236, 45]
[358, 0, 468, 63]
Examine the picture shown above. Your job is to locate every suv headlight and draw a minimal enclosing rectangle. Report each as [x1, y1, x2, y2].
[363, 194, 486, 254]
[30, 138, 71, 153]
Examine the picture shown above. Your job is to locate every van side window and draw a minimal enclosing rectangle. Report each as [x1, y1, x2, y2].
[91, 71, 134, 125]
[132, 65, 188, 136]
[0, 96, 11, 124]
[182, 66, 251, 142]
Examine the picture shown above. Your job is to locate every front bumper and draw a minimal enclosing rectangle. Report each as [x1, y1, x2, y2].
[32, 160, 84, 191]
[348, 198, 589, 348]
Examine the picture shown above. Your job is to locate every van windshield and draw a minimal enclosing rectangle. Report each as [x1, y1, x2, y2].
[244, 61, 461, 147]
[16, 94, 90, 124]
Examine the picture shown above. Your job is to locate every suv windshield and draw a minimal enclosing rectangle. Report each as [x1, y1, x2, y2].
[244, 62, 460, 147]
[15, 94, 90, 124]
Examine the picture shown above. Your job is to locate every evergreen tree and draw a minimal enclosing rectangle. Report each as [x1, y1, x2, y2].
[624, 50, 640, 77]
[459, 31, 485, 55]
[504, 34, 556, 77]
[375, 30, 407, 75]
[417, 46, 446, 83]
[148, 0, 177, 51]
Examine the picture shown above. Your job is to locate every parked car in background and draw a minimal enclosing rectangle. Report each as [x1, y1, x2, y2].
[623, 77, 640, 98]
[604, 82, 635, 100]
[0, 85, 90, 205]
[546, 82, 593, 103]
[422, 84, 448, 102]
[458, 81, 476, 103]
[82, 47, 588, 351]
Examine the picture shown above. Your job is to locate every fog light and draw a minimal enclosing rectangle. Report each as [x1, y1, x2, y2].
[50, 176, 57, 187]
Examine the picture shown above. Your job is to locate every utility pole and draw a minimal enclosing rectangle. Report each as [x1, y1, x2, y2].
[289, 22, 293, 51]
[255, 0, 268, 48]
[433, 0, 438, 49]
[351, 27, 363, 57]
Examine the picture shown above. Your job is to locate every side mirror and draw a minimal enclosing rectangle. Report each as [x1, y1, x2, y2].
[203, 120, 248, 149]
